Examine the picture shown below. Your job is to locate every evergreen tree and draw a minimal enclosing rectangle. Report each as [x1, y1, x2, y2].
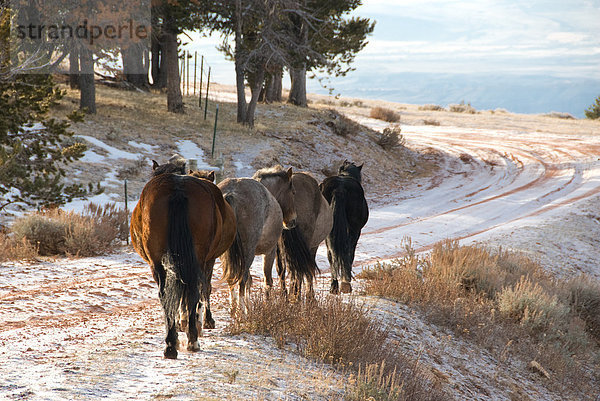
[0, 74, 101, 211]
[585, 95, 600, 120]
[287, 0, 375, 107]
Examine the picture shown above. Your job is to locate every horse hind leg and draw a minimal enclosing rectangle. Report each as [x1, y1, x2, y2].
[263, 248, 277, 296]
[239, 270, 252, 314]
[326, 238, 339, 294]
[202, 259, 216, 329]
[340, 230, 361, 294]
[185, 285, 201, 352]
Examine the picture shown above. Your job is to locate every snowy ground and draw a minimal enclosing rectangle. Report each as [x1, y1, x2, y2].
[2, 107, 600, 399]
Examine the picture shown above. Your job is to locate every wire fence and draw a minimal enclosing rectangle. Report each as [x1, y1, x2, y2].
[179, 49, 217, 115]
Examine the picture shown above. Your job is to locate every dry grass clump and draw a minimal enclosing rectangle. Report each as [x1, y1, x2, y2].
[0, 232, 39, 261]
[325, 109, 362, 137]
[418, 104, 445, 112]
[422, 119, 440, 126]
[229, 292, 448, 401]
[377, 126, 405, 150]
[11, 202, 127, 256]
[370, 107, 401, 123]
[448, 102, 477, 114]
[360, 239, 600, 394]
[498, 276, 569, 330]
[566, 276, 600, 343]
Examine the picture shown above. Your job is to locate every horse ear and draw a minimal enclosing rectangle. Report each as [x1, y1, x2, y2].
[358, 163, 364, 171]
[152, 160, 159, 170]
[286, 167, 293, 180]
[208, 171, 215, 182]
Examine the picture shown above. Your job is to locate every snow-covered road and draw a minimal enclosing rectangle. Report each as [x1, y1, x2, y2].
[333, 122, 600, 269]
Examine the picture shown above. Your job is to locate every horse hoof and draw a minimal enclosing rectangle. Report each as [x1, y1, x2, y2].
[203, 318, 216, 330]
[340, 282, 352, 294]
[330, 280, 339, 294]
[187, 341, 200, 352]
[164, 346, 178, 359]
[178, 319, 188, 332]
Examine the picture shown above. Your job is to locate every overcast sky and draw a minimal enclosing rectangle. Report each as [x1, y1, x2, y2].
[354, 0, 600, 78]
[185, 1, 600, 91]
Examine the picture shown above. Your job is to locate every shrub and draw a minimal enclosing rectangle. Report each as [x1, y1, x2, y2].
[566, 276, 600, 342]
[370, 107, 401, 122]
[498, 276, 569, 330]
[448, 102, 477, 114]
[422, 119, 440, 126]
[584, 95, 600, 119]
[0, 232, 39, 261]
[543, 111, 575, 119]
[325, 109, 361, 137]
[418, 104, 445, 112]
[11, 202, 126, 256]
[229, 293, 447, 401]
[360, 239, 600, 394]
[376, 126, 405, 150]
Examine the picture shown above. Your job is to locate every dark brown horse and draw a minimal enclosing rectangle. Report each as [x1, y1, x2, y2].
[130, 162, 236, 359]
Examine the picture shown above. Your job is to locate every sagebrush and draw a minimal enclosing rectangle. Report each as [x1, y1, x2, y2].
[229, 292, 448, 401]
[11, 202, 127, 256]
[370, 107, 401, 122]
[360, 239, 600, 395]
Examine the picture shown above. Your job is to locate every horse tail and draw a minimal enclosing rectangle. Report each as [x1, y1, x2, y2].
[161, 187, 203, 326]
[221, 194, 246, 285]
[329, 188, 353, 280]
[277, 226, 319, 286]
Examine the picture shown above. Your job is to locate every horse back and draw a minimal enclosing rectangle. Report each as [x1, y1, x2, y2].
[219, 178, 282, 255]
[320, 176, 368, 230]
[292, 172, 333, 248]
[131, 174, 222, 269]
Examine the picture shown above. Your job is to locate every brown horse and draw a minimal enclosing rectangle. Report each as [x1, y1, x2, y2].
[130, 162, 236, 359]
[219, 165, 297, 312]
[277, 172, 333, 298]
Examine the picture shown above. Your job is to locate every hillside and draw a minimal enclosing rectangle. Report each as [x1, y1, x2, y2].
[2, 81, 600, 400]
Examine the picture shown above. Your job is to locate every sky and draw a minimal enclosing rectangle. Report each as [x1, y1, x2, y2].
[184, 0, 600, 114]
[352, 0, 600, 78]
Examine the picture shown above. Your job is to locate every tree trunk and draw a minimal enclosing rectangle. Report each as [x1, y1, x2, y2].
[79, 47, 96, 114]
[288, 65, 307, 107]
[244, 67, 265, 127]
[69, 48, 79, 89]
[151, 33, 160, 87]
[122, 45, 148, 90]
[234, 0, 247, 123]
[265, 67, 282, 103]
[164, 14, 183, 113]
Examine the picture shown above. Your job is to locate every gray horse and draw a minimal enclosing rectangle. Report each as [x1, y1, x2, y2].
[219, 165, 297, 312]
[277, 172, 333, 299]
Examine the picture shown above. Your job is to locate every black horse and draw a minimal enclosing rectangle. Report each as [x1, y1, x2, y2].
[319, 161, 369, 294]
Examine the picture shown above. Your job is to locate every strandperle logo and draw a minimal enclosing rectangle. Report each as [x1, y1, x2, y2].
[10, 0, 150, 74]
[15, 19, 149, 45]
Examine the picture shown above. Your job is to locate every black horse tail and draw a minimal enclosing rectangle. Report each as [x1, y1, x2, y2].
[330, 188, 353, 281]
[277, 226, 319, 287]
[221, 194, 246, 285]
[161, 187, 203, 327]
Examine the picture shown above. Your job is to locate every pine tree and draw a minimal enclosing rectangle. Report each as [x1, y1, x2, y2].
[585, 95, 600, 120]
[0, 74, 100, 211]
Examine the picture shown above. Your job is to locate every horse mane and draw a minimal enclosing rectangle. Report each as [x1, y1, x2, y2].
[252, 165, 289, 181]
[189, 169, 215, 182]
[338, 161, 363, 182]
